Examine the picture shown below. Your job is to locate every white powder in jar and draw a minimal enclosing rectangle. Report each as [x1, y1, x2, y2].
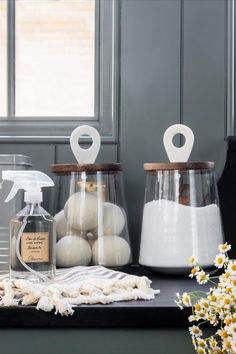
[139, 199, 223, 268]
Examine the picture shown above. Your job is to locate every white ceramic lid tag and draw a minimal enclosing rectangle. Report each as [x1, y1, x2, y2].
[163, 124, 194, 162]
[70, 125, 101, 164]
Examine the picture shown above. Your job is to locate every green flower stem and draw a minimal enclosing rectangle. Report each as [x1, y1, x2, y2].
[197, 320, 208, 327]
[208, 279, 218, 286]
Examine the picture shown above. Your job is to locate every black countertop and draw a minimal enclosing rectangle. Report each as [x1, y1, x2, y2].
[0, 266, 210, 328]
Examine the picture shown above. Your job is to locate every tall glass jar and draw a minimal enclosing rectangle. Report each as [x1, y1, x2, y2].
[139, 162, 224, 273]
[50, 163, 131, 268]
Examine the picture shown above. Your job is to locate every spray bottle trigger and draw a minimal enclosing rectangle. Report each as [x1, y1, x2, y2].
[4, 183, 20, 203]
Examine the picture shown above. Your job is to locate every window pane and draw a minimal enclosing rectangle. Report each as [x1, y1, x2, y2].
[0, 0, 7, 117]
[15, 0, 95, 117]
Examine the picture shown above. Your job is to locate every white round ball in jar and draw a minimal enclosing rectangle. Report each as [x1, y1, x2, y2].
[54, 210, 87, 240]
[68, 229, 87, 238]
[92, 235, 131, 267]
[56, 235, 91, 267]
[64, 192, 98, 231]
[54, 210, 67, 240]
[91, 202, 126, 237]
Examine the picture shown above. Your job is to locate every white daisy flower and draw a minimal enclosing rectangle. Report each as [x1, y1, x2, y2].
[189, 266, 200, 278]
[217, 329, 229, 340]
[214, 253, 226, 268]
[196, 348, 206, 354]
[188, 315, 196, 322]
[197, 338, 207, 348]
[222, 339, 232, 352]
[189, 255, 198, 266]
[182, 292, 191, 306]
[218, 242, 231, 253]
[174, 299, 183, 310]
[227, 260, 236, 275]
[189, 325, 202, 337]
[196, 271, 209, 284]
[231, 338, 236, 352]
[209, 338, 217, 349]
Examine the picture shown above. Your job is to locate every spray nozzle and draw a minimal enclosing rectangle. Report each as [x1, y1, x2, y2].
[2, 170, 54, 203]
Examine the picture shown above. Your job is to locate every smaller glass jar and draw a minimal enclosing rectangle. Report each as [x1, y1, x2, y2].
[50, 163, 131, 268]
[139, 162, 224, 273]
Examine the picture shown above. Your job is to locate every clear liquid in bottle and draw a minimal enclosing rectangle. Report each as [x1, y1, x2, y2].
[10, 203, 56, 281]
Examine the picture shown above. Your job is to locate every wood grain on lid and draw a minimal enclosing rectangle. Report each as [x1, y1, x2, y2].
[144, 162, 214, 171]
[51, 163, 122, 174]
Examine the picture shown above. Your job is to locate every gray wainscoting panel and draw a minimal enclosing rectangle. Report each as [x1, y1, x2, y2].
[119, 0, 181, 261]
[0, 143, 55, 174]
[55, 144, 118, 164]
[182, 0, 227, 177]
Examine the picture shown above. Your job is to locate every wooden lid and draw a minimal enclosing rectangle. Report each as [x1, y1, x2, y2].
[51, 163, 122, 174]
[144, 162, 214, 171]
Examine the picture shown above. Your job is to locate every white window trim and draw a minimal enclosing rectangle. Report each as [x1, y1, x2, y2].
[0, 0, 119, 143]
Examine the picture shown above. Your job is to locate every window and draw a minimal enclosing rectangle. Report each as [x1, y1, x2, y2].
[0, 0, 119, 141]
[15, 0, 95, 117]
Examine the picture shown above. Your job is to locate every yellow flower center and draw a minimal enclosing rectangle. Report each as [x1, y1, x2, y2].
[221, 330, 227, 338]
[197, 349, 204, 354]
[203, 301, 208, 308]
[184, 296, 189, 303]
[231, 265, 236, 271]
[193, 328, 199, 334]
[233, 279, 236, 286]
[224, 299, 230, 305]
[225, 272, 230, 278]
[195, 304, 201, 311]
[211, 295, 216, 302]
[225, 341, 231, 349]
[225, 318, 231, 326]
[199, 340, 205, 347]
[200, 274, 206, 280]
[191, 268, 197, 275]
[217, 257, 223, 264]
[190, 257, 195, 263]
[226, 288, 231, 294]
[222, 244, 227, 250]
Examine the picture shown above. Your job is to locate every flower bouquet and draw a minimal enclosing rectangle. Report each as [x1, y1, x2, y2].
[176, 243, 236, 353]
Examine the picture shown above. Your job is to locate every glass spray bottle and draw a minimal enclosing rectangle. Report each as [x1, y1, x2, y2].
[2, 170, 56, 281]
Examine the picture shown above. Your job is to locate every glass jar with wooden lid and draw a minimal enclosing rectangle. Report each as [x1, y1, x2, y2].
[139, 125, 224, 273]
[50, 127, 131, 269]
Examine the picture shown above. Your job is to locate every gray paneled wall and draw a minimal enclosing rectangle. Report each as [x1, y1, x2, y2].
[0, 0, 229, 263]
[182, 0, 227, 172]
[119, 0, 228, 261]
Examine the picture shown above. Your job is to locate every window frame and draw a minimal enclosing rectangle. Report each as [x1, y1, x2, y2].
[0, 0, 119, 143]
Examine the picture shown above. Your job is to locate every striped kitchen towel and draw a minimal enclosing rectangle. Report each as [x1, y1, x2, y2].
[0, 266, 160, 316]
